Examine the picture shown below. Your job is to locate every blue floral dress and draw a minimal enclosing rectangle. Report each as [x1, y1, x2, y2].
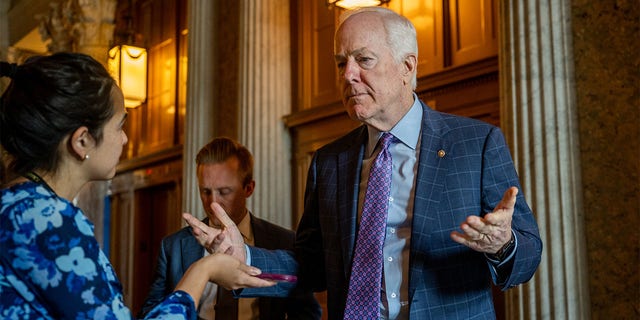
[0, 181, 197, 319]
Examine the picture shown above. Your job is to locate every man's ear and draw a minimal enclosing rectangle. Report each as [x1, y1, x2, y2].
[244, 180, 256, 198]
[69, 126, 95, 160]
[402, 53, 417, 84]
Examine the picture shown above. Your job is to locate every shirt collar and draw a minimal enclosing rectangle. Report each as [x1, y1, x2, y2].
[366, 94, 422, 155]
[237, 210, 253, 244]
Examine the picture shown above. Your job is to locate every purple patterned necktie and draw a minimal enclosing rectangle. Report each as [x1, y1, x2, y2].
[344, 132, 394, 320]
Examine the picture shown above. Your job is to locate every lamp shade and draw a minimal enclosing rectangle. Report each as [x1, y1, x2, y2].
[326, 0, 389, 10]
[108, 44, 147, 108]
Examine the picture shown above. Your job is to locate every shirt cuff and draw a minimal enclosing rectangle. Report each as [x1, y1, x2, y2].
[245, 244, 252, 265]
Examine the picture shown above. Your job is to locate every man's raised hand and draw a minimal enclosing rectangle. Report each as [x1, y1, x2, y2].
[450, 187, 516, 254]
[182, 202, 247, 262]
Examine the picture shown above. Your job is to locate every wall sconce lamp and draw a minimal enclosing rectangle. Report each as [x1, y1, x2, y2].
[108, 44, 147, 108]
[108, 0, 146, 109]
[326, 0, 390, 10]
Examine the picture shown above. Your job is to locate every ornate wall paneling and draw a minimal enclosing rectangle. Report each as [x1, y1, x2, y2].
[117, 0, 187, 160]
[388, 0, 445, 76]
[447, 0, 498, 66]
[294, 0, 342, 113]
[110, 147, 184, 313]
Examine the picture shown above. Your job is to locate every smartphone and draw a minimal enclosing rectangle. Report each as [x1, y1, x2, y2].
[256, 273, 297, 283]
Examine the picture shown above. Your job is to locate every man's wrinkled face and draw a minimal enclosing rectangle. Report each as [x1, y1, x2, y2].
[334, 12, 408, 129]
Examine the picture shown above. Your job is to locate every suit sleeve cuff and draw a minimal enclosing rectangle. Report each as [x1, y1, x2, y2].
[486, 231, 517, 267]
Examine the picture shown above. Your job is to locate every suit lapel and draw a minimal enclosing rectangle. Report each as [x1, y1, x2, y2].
[413, 103, 450, 237]
[409, 102, 450, 298]
[181, 219, 207, 272]
[181, 235, 203, 272]
[337, 126, 368, 278]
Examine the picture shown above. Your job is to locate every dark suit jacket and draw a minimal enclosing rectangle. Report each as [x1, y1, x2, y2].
[139, 214, 321, 319]
[242, 101, 543, 319]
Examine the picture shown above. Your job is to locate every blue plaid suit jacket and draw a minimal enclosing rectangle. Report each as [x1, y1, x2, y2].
[243, 101, 542, 319]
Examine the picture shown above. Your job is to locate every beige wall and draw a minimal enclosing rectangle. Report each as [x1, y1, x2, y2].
[572, 0, 639, 317]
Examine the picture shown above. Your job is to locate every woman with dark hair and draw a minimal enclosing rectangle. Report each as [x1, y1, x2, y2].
[0, 53, 273, 319]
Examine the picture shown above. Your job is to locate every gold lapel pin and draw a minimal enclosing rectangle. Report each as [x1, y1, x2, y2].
[438, 149, 446, 158]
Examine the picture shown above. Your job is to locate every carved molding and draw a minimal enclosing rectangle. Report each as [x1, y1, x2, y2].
[415, 56, 498, 94]
[418, 69, 498, 101]
[116, 145, 182, 174]
[111, 156, 183, 194]
[283, 101, 345, 129]
[34, 0, 116, 60]
[36, 1, 81, 52]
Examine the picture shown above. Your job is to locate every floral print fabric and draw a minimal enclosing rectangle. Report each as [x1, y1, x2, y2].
[0, 181, 196, 319]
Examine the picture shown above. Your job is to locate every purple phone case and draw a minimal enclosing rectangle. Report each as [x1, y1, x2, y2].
[256, 273, 297, 283]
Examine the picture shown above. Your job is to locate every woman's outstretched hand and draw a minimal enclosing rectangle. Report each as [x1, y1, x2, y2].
[174, 253, 275, 307]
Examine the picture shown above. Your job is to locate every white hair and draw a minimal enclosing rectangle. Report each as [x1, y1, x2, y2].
[337, 7, 418, 89]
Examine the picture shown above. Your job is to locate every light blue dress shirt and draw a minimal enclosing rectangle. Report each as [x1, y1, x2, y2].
[359, 95, 423, 319]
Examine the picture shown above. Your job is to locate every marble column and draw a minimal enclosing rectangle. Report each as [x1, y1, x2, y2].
[237, 0, 292, 228]
[499, 0, 590, 319]
[182, 0, 216, 219]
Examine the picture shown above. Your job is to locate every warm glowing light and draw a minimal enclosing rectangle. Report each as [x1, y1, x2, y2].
[108, 45, 148, 108]
[327, 0, 390, 10]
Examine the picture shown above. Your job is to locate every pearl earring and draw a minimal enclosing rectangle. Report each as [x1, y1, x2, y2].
[84, 154, 90, 160]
